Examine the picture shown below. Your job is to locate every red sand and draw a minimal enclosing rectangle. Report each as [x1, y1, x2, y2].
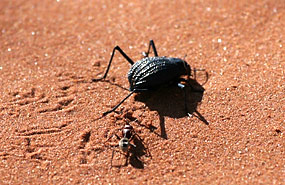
[0, 0, 284, 184]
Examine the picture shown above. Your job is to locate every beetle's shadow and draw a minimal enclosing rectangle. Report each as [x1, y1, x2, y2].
[134, 79, 208, 139]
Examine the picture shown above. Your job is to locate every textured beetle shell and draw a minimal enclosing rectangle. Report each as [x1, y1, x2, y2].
[128, 57, 190, 91]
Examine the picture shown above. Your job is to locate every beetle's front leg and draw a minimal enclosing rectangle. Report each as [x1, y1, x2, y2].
[142, 40, 158, 57]
[92, 46, 134, 82]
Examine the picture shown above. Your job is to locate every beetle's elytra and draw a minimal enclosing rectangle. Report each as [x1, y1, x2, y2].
[92, 40, 203, 117]
[128, 56, 190, 91]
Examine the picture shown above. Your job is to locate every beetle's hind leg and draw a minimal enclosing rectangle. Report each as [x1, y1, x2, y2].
[142, 40, 158, 57]
[92, 46, 134, 82]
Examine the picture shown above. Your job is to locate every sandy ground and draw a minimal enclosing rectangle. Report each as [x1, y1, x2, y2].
[0, 0, 284, 184]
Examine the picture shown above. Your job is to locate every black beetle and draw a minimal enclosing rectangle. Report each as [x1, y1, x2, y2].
[92, 40, 205, 117]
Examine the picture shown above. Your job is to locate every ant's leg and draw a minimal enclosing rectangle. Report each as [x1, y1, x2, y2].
[110, 145, 119, 168]
[124, 151, 130, 166]
[102, 91, 135, 117]
[92, 46, 134, 82]
[129, 143, 136, 148]
[142, 40, 158, 57]
[114, 134, 121, 140]
[131, 133, 152, 158]
[128, 134, 137, 148]
[104, 132, 121, 143]
[110, 148, 115, 168]
[130, 130, 144, 146]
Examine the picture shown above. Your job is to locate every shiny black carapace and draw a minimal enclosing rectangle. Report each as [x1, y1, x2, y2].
[92, 40, 204, 116]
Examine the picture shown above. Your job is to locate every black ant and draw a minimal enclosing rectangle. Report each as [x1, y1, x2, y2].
[106, 123, 151, 168]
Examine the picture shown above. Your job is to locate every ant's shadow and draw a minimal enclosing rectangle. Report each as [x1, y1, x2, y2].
[134, 79, 208, 139]
[128, 136, 151, 169]
[111, 135, 150, 169]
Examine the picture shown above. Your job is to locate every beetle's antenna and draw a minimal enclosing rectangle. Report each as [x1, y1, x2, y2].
[181, 55, 190, 80]
[192, 68, 208, 85]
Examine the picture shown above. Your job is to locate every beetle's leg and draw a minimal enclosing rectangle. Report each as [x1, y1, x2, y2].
[178, 78, 204, 92]
[142, 40, 158, 57]
[92, 46, 134, 82]
[177, 83, 192, 117]
[102, 91, 136, 116]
